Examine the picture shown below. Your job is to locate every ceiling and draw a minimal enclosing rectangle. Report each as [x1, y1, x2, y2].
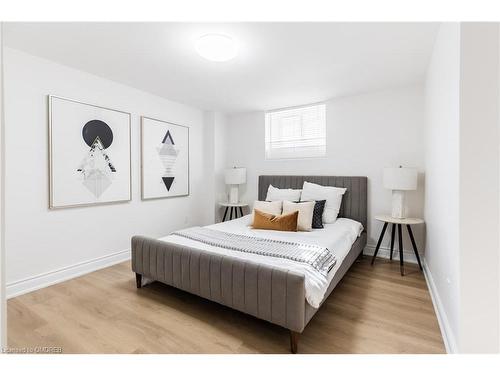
[3, 22, 439, 114]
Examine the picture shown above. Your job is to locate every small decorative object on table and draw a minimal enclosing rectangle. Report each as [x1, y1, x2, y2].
[219, 202, 249, 222]
[225, 167, 246, 204]
[371, 215, 424, 276]
[383, 166, 417, 219]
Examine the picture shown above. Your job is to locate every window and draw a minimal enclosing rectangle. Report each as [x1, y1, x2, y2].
[265, 103, 326, 159]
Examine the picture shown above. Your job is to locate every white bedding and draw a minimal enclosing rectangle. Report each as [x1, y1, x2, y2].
[158, 215, 363, 308]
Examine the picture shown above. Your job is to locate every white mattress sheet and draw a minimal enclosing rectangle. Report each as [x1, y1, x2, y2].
[158, 215, 363, 308]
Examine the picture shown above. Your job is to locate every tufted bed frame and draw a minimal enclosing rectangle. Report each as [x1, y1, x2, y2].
[131, 175, 367, 353]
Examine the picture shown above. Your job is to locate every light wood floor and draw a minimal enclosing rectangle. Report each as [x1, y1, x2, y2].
[7, 256, 445, 354]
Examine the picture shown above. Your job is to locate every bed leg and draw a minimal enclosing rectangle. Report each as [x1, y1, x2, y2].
[357, 251, 364, 261]
[135, 273, 142, 289]
[289, 331, 299, 354]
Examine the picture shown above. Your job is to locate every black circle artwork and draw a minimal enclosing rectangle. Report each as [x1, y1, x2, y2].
[82, 120, 113, 149]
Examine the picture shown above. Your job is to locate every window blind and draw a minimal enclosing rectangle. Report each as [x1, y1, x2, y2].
[265, 103, 326, 159]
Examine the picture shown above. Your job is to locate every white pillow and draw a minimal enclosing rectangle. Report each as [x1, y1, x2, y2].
[282, 200, 315, 232]
[300, 181, 347, 224]
[252, 200, 282, 222]
[265, 184, 302, 202]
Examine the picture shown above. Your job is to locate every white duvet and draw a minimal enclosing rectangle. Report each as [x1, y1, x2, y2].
[158, 215, 363, 308]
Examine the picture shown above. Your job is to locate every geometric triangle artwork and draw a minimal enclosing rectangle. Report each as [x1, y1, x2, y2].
[77, 136, 116, 198]
[157, 130, 179, 191]
[162, 176, 175, 191]
[162, 130, 175, 145]
[157, 143, 179, 174]
[82, 169, 113, 198]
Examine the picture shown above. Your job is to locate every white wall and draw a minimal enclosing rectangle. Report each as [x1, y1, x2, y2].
[225, 85, 425, 258]
[424, 22, 500, 354]
[499, 24, 500, 354]
[202, 111, 216, 223]
[202, 110, 228, 223]
[3, 48, 214, 297]
[213, 112, 229, 221]
[458, 22, 499, 353]
[0, 22, 6, 349]
[423, 23, 461, 353]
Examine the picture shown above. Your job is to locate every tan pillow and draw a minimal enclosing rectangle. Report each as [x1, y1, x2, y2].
[282, 200, 315, 231]
[252, 209, 298, 232]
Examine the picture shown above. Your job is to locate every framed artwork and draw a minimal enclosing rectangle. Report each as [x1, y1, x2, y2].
[48, 95, 131, 209]
[141, 116, 189, 200]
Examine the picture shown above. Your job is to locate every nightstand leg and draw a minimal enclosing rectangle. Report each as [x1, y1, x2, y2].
[407, 225, 423, 271]
[390, 223, 396, 261]
[239, 207, 243, 217]
[222, 207, 229, 222]
[371, 222, 388, 265]
[398, 224, 404, 276]
[229, 207, 234, 220]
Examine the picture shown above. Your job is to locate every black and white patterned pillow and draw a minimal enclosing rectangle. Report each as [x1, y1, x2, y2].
[312, 200, 326, 229]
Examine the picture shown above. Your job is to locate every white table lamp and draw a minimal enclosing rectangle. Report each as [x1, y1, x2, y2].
[225, 167, 246, 204]
[383, 166, 417, 219]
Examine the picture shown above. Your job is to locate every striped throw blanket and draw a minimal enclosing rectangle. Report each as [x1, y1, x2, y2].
[171, 227, 336, 276]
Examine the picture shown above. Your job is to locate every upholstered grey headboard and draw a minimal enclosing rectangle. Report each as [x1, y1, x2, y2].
[258, 175, 368, 231]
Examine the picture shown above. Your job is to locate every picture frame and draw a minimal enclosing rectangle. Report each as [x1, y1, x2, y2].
[141, 116, 190, 200]
[48, 95, 132, 209]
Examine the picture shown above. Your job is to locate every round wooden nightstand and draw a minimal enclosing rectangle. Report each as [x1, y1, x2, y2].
[219, 202, 249, 222]
[371, 215, 424, 276]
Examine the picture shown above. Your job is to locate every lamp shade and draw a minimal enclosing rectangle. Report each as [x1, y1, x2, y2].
[383, 167, 417, 191]
[225, 167, 246, 185]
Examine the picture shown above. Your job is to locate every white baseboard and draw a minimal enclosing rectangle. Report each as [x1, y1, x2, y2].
[364, 244, 419, 264]
[422, 259, 457, 353]
[6, 249, 131, 299]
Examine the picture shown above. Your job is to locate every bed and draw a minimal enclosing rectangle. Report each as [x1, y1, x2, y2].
[131, 175, 367, 353]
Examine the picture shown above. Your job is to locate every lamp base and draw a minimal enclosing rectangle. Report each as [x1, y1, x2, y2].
[391, 190, 406, 219]
[229, 186, 239, 204]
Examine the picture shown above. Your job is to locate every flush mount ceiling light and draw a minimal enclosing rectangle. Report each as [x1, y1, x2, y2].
[195, 34, 238, 62]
